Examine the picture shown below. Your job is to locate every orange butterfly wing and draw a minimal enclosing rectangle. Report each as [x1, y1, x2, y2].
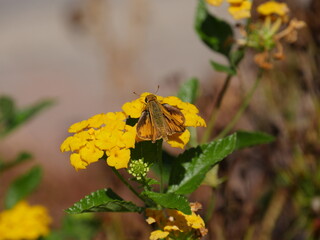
[136, 110, 163, 141]
[161, 104, 186, 134]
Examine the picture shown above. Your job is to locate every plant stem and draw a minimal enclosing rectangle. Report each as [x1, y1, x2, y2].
[216, 69, 263, 139]
[204, 188, 216, 223]
[111, 167, 145, 203]
[201, 74, 233, 144]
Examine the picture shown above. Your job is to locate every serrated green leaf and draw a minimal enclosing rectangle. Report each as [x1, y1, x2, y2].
[143, 191, 191, 215]
[177, 78, 199, 104]
[195, 0, 233, 57]
[145, 178, 160, 186]
[0, 152, 32, 173]
[235, 130, 275, 149]
[0, 99, 54, 138]
[5, 165, 42, 209]
[168, 134, 237, 194]
[66, 189, 143, 214]
[210, 60, 236, 76]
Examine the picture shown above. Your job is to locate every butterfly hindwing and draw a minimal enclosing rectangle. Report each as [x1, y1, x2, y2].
[161, 104, 186, 134]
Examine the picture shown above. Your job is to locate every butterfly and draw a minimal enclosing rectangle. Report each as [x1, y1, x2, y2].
[136, 94, 186, 143]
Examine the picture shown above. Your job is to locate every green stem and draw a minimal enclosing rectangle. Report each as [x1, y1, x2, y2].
[201, 74, 233, 144]
[111, 167, 145, 203]
[204, 188, 216, 223]
[216, 69, 263, 139]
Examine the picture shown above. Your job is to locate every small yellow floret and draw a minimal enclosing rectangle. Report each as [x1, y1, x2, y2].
[228, 0, 252, 20]
[68, 120, 89, 133]
[257, 1, 289, 17]
[107, 147, 131, 169]
[149, 230, 169, 240]
[206, 0, 224, 6]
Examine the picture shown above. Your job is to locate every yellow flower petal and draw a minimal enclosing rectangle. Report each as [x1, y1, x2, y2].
[257, 1, 289, 17]
[167, 130, 190, 149]
[68, 120, 89, 133]
[106, 147, 130, 169]
[79, 143, 104, 164]
[70, 153, 88, 170]
[149, 230, 169, 240]
[122, 99, 145, 118]
[185, 213, 206, 229]
[227, 0, 245, 4]
[87, 113, 108, 128]
[146, 217, 156, 224]
[228, 0, 252, 20]
[206, 0, 224, 6]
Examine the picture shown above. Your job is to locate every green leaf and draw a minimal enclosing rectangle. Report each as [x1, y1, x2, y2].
[210, 60, 236, 75]
[168, 134, 237, 194]
[177, 78, 199, 104]
[143, 191, 191, 215]
[195, 0, 233, 57]
[44, 213, 101, 240]
[0, 98, 54, 138]
[235, 130, 275, 149]
[66, 189, 143, 214]
[5, 165, 42, 209]
[0, 152, 32, 173]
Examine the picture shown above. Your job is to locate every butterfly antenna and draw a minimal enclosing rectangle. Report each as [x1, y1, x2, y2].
[155, 85, 160, 94]
[133, 91, 139, 96]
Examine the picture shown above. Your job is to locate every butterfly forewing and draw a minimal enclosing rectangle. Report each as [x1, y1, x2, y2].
[136, 111, 154, 140]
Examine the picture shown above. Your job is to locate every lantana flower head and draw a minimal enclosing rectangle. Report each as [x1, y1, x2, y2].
[146, 203, 207, 240]
[61, 112, 136, 170]
[61, 93, 206, 170]
[0, 201, 51, 240]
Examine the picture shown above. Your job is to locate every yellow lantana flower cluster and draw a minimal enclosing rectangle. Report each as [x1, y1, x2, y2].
[61, 93, 206, 170]
[146, 203, 207, 240]
[0, 201, 51, 240]
[61, 112, 136, 170]
[206, 0, 252, 20]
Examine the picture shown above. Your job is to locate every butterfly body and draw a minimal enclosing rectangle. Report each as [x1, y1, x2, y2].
[136, 94, 186, 143]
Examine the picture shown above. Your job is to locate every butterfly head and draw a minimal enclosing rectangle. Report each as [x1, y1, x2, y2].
[145, 94, 157, 103]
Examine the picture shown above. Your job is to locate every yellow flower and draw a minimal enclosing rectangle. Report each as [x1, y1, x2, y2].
[106, 147, 131, 169]
[122, 92, 206, 149]
[206, 0, 223, 6]
[0, 201, 51, 240]
[228, 0, 252, 20]
[145, 203, 207, 240]
[257, 1, 289, 18]
[207, 0, 252, 20]
[61, 112, 136, 170]
[149, 230, 169, 240]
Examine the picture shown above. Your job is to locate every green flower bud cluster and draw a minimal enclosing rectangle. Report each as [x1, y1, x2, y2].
[128, 159, 149, 180]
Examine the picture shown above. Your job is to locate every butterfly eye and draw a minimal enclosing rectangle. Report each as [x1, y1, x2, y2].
[144, 97, 148, 103]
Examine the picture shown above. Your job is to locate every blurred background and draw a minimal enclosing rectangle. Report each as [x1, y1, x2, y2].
[0, 0, 319, 239]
